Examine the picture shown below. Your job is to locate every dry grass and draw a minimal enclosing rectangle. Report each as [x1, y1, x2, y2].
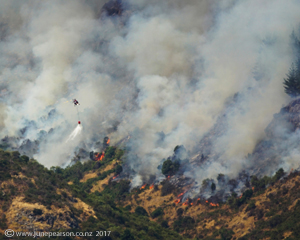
[6, 196, 60, 231]
[73, 197, 97, 219]
[4, 189, 97, 232]
[90, 173, 115, 193]
[121, 174, 300, 239]
[80, 172, 98, 183]
[1, 178, 15, 188]
[283, 231, 293, 238]
[228, 207, 255, 237]
[56, 189, 97, 219]
[80, 160, 118, 183]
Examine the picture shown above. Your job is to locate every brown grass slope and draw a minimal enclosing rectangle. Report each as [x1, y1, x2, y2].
[122, 170, 300, 240]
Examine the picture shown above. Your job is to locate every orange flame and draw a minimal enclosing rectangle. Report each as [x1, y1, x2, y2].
[150, 184, 154, 189]
[95, 152, 105, 161]
[174, 192, 185, 204]
[107, 138, 110, 144]
[181, 198, 191, 206]
[205, 200, 208, 203]
[113, 175, 119, 180]
[178, 193, 184, 198]
[99, 151, 105, 161]
[140, 184, 147, 190]
[197, 198, 200, 201]
[252, 187, 254, 190]
[209, 203, 219, 207]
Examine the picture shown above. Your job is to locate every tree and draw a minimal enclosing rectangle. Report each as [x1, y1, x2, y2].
[284, 31, 300, 97]
[151, 207, 164, 219]
[161, 159, 180, 176]
[115, 165, 123, 175]
[135, 206, 148, 217]
[121, 229, 135, 240]
[33, 208, 43, 215]
[283, 64, 300, 97]
[211, 182, 216, 192]
[219, 228, 234, 240]
[161, 220, 169, 228]
[273, 168, 284, 181]
[176, 208, 184, 217]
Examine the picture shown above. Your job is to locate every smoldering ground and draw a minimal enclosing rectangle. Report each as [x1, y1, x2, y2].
[1, 0, 300, 192]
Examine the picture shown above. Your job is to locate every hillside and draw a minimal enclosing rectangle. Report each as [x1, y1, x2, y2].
[2, 1, 300, 239]
[120, 169, 300, 240]
[1, 100, 300, 240]
[0, 148, 185, 240]
[1, 146, 300, 240]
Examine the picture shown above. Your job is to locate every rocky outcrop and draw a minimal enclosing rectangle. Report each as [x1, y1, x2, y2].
[6, 196, 95, 232]
[11, 208, 79, 231]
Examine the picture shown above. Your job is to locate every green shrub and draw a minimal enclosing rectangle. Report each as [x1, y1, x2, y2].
[269, 215, 283, 228]
[227, 189, 253, 209]
[246, 200, 256, 211]
[151, 207, 164, 219]
[121, 229, 135, 240]
[251, 175, 267, 190]
[115, 165, 123, 175]
[177, 208, 184, 217]
[173, 216, 195, 233]
[115, 149, 124, 160]
[20, 155, 29, 163]
[161, 220, 169, 228]
[11, 151, 20, 158]
[105, 147, 116, 161]
[135, 206, 148, 217]
[256, 209, 264, 220]
[219, 227, 234, 240]
[124, 205, 131, 211]
[0, 172, 11, 181]
[265, 209, 276, 217]
[0, 214, 7, 229]
[33, 208, 43, 215]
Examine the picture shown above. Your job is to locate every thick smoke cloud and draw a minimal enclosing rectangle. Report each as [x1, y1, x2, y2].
[0, 0, 300, 189]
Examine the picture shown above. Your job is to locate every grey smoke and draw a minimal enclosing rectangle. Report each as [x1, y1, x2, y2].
[0, 0, 300, 189]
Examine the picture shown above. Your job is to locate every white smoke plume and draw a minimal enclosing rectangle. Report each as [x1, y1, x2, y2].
[0, 0, 300, 185]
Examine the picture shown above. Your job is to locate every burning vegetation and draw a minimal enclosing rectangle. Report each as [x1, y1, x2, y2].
[89, 137, 112, 161]
[1, 1, 300, 239]
[95, 151, 105, 161]
[121, 165, 300, 239]
[2, 141, 300, 239]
